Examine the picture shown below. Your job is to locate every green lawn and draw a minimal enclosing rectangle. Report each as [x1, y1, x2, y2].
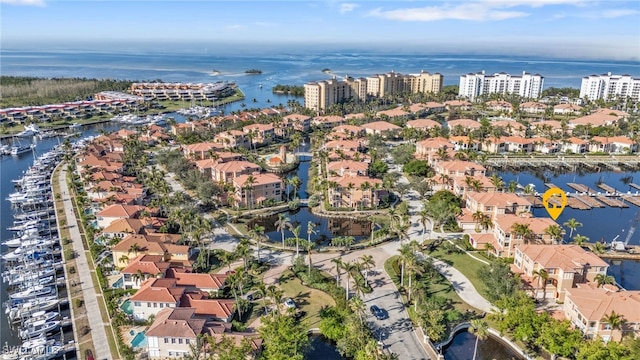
[277, 270, 335, 329]
[428, 247, 490, 299]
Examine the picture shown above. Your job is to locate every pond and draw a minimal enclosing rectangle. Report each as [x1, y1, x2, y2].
[444, 331, 523, 360]
[306, 334, 344, 360]
[247, 206, 374, 246]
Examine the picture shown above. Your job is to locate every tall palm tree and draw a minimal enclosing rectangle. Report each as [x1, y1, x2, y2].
[472, 210, 484, 232]
[243, 175, 256, 209]
[331, 257, 343, 286]
[544, 224, 565, 244]
[359, 254, 375, 282]
[255, 282, 269, 315]
[572, 234, 589, 246]
[512, 223, 534, 244]
[349, 296, 366, 324]
[601, 310, 626, 342]
[274, 213, 291, 250]
[419, 208, 430, 241]
[468, 319, 489, 360]
[128, 243, 141, 258]
[398, 243, 414, 287]
[342, 261, 357, 302]
[289, 224, 301, 257]
[563, 218, 583, 239]
[250, 224, 266, 264]
[595, 273, 616, 288]
[532, 268, 549, 299]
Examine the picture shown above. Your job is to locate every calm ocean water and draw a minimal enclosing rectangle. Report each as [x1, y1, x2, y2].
[1, 50, 640, 346]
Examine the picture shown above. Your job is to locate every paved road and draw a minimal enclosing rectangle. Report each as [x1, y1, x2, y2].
[59, 167, 113, 360]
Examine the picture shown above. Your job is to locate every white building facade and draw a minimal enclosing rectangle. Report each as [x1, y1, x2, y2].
[459, 71, 544, 100]
[579, 73, 640, 101]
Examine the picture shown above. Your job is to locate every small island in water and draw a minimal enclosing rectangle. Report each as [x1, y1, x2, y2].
[211, 69, 221, 75]
[245, 69, 263, 74]
[322, 68, 331, 73]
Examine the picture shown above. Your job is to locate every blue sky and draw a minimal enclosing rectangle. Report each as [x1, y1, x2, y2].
[1, 0, 639, 60]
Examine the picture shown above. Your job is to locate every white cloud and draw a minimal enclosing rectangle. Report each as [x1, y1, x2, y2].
[339, 3, 359, 14]
[602, 9, 639, 18]
[368, 3, 529, 22]
[223, 24, 245, 32]
[366, 0, 595, 22]
[0, 0, 46, 6]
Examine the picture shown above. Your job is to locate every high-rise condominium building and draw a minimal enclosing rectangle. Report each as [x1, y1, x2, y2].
[458, 71, 544, 100]
[579, 73, 640, 101]
[304, 71, 442, 112]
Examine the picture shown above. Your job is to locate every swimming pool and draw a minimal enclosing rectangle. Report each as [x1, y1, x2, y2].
[131, 331, 147, 348]
[120, 299, 133, 315]
[112, 277, 124, 289]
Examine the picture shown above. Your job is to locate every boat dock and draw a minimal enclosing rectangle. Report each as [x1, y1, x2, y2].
[597, 183, 619, 194]
[596, 196, 628, 208]
[622, 196, 640, 207]
[544, 183, 559, 189]
[574, 195, 605, 208]
[630, 183, 640, 191]
[567, 183, 597, 194]
[599, 245, 640, 260]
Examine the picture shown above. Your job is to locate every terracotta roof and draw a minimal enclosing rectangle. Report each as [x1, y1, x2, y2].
[328, 174, 382, 188]
[131, 278, 185, 303]
[376, 108, 409, 118]
[467, 192, 530, 207]
[327, 160, 369, 173]
[565, 285, 640, 323]
[438, 160, 486, 173]
[517, 244, 608, 271]
[492, 121, 525, 130]
[570, 112, 619, 127]
[324, 139, 363, 151]
[444, 100, 472, 107]
[406, 119, 442, 129]
[180, 293, 235, 319]
[121, 254, 171, 275]
[212, 160, 261, 173]
[448, 119, 481, 129]
[345, 113, 366, 120]
[102, 218, 146, 234]
[166, 268, 227, 290]
[333, 125, 364, 134]
[146, 307, 206, 338]
[494, 214, 558, 234]
[313, 115, 345, 124]
[243, 123, 274, 132]
[362, 120, 402, 131]
[283, 113, 311, 121]
[97, 204, 147, 218]
[416, 137, 453, 150]
[111, 234, 189, 255]
[233, 172, 282, 187]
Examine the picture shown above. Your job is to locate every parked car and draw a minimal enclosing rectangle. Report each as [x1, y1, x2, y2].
[284, 298, 296, 309]
[370, 305, 387, 320]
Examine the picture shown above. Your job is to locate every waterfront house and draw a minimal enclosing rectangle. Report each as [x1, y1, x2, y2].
[101, 218, 147, 240]
[532, 120, 564, 136]
[465, 192, 531, 219]
[588, 136, 638, 154]
[232, 172, 284, 208]
[326, 175, 383, 209]
[512, 245, 608, 301]
[433, 160, 486, 178]
[120, 254, 171, 289]
[451, 175, 496, 198]
[96, 204, 149, 228]
[532, 138, 561, 154]
[492, 215, 560, 257]
[415, 137, 454, 162]
[146, 307, 262, 359]
[111, 234, 192, 267]
[563, 284, 640, 342]
[131, 278, 185, 321]
[502, 136, 535, 153]
[165, 268, 227, 295]
[324, 139, 364, 153]
[492, 121, 526, 137]
[561, 137, 588, 154]
[282, 113, 311, 133]
[449, 136, 481, 151]
[211, 161, 262, 183]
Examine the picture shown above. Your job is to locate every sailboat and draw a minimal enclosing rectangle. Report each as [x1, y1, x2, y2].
[10, 137, 35, 155]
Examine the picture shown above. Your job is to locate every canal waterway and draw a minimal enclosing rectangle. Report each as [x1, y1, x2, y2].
[444, 331, 523, 360]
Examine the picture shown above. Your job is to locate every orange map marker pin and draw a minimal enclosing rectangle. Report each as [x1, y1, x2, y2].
[542, 188, 567, 220]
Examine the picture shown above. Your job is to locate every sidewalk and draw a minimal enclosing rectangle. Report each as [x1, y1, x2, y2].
[59, 167, 113, 360]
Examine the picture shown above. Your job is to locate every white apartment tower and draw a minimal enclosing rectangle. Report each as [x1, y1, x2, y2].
[459, 71, 544, 100]
[304, 71, 442, 111]
[579, 73, 640, 101]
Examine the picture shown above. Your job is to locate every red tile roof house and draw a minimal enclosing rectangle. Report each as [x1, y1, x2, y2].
[588, 136, 638, 154]
[111, 234, 193, 267]
[375, 107, 409, 120]
[415, 137, 455, 162]
[211, 160, 262, 184]
[96, 204, 150, 228]
[145, 307, 262, 359]
[326, 160, 370, 177]
[330, 125, 365, 139]
[120, 254, 172, 289]
[447, 118, 481, 134]
[213, 130, 252, 149]
[519, 101, 548, 114]
[406, 119, 442, 131]
[232, 173, 284, 208]
[243, 123, 275, 146]
[327, 175, 383, 209]
[181, 142, 225, 160]
[361, 121, 402, 137]
[312, 115, 346, 129]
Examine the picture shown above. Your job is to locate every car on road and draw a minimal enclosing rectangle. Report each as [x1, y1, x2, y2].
[370, 305, 387, 320]
[284, 298, 296, 309]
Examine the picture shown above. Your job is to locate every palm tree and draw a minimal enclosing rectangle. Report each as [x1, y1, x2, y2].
[419, 208, 430, 241]
[289, 224, 301, 257]
[249, 224, 266, 264]
[592, 241, 606, 254]
[118, 254, 130, 265]
[342, 261, 357, 302]
[572, 234, 589, 246]
[601, 310, 626, 341]
[512, 223, 534, 244]
[489, 174, 504, 191]
[219, 251, 236, 273]
[563, 218, 583, 239]
[595, 273, 616, 287]
[398, 243, 414, 288]
[349, 296, 366, 324]
[255, 282, 269, 315]
[274, 213, 291, 250]
[331, 258, 343, 286]
[472, 210, 484, 233]
[243, 175, 256, 209]
[359, 254, 375, 282]
[468, 319, 489, 360]
[544, 224, 565, 244]
[128, 243, 141, 258]
[532, 268, 549, 299]
[267, 284, 283, 315]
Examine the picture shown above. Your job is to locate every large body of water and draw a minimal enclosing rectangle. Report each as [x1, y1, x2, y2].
[2, 49, 640, 351]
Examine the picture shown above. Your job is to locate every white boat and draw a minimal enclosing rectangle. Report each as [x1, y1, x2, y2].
[20, 336, 60, 355]
[16, 124, 41, 138]
[6, 298, 62, 323]
[20, 319, 61, 339]
[10, 285, 54, 300]
[11, 143, 35, 156]
[69, 122, 81, 128]
[22, 311, 60, 328]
